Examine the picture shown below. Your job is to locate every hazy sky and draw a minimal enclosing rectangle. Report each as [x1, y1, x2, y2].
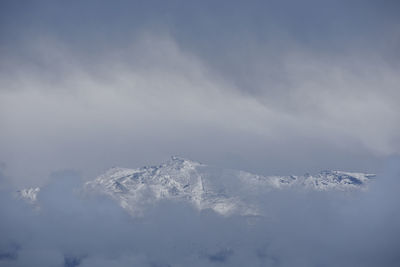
[1, 0, 400, 186]
[1, 2, 400, 266]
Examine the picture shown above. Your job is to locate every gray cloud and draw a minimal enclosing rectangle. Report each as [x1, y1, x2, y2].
[0, 158, 399, 266]
[0, 31, 398, 186]
[1, 2, 399, 186]
[0, 2, 399, 264]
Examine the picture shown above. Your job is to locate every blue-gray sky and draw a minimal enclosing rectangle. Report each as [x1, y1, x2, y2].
[1, 0, 400, 186]
[1, 2, 400, 266]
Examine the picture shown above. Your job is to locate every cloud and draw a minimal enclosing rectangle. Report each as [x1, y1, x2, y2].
[1, 2, 400, 185]
[1, 1, 399, 265]
[0, 158, 399, 266]
[0, 31, 399, 186]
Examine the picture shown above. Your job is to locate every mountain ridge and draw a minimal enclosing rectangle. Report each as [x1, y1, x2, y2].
[18, 156, 375, 216]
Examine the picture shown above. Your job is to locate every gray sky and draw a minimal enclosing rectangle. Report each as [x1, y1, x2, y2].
[1, 0, 399, 186]
[1, 2, 400, 266]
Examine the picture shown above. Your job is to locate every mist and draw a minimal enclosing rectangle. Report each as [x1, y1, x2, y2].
[1, 1, 399, 266]
[0, 158, 399, 266]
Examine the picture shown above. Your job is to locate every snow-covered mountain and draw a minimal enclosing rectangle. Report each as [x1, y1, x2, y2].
[19, 156, 375, 216]
[83, 156, 257, 216]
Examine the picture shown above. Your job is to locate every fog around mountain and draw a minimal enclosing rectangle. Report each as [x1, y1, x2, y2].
[1, 157, 399, 266]
[1, 1, 400, 266]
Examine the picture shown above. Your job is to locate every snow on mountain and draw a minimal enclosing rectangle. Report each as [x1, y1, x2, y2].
[16, 187, 40, 204]
[239, 169, 375, 191]
[83, 156, 256, 216]
[18, 156, 375, 216]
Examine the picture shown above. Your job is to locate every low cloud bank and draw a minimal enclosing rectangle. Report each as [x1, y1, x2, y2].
[1, 159, 399, 267]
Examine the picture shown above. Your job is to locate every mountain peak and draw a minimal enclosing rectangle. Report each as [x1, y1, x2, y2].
[168, 155, 202, 166]
[170, 155, 186, 162]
